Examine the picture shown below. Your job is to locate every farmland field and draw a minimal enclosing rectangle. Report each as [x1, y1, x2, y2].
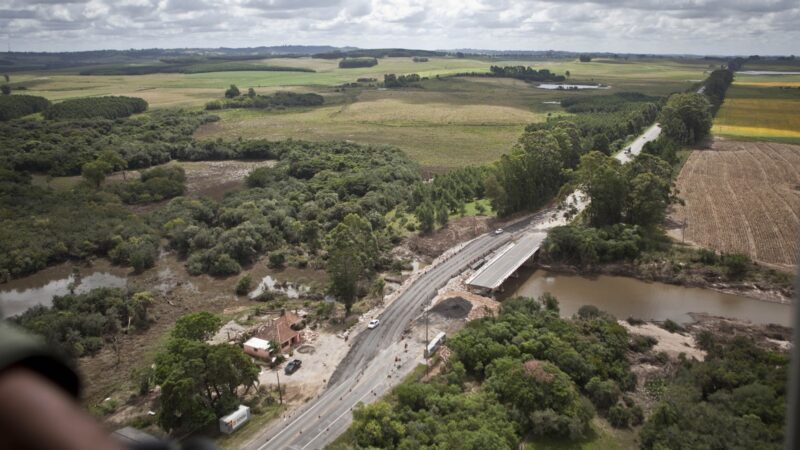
[9, 56, 711, 169]
[670, 139, 800, 270]
[713, 75, 800, 144]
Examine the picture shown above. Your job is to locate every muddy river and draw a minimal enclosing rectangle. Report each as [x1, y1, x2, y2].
[0, 263, 128, 318]
[504, 269, 793, 327]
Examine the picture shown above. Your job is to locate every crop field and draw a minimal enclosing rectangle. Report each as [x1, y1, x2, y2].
[713, 76, 800, 144]
[670, 140, 800, 270]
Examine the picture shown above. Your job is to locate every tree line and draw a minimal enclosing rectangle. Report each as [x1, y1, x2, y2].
[206, 88, 324, 110]
[43, 96, 148, 120]
[79, 62, 316, 76]
[339, 57, 378, 68]
[449, 65, 566, 83]
[383, 73, 421, 88]
[0, 94, 51, 121]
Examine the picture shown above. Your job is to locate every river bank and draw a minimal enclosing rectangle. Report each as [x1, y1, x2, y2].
[538, 258, 794, 306]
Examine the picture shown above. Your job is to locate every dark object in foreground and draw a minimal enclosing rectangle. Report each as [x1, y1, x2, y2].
[0, 322, 218, 450]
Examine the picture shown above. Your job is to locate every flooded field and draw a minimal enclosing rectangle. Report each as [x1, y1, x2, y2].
[536, 83, 611, 90]
[0, 262, 128, 318]
[504, 269, 793, 327]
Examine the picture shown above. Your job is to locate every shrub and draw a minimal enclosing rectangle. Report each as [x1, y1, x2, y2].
[268, 251, 286, 268]
[630, 335, 658, 352]
[661, 319, 684, 333]
[721, 252, 749, 279]
[607, 404, 630, 428]
[586, 377, 621, 411]
[235, 274, 252, 296]
[224, 84, 240, 98]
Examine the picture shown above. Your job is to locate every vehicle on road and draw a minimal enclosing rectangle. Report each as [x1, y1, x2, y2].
[284, 359, 302, 375]
[494, 228, 504, 235]
[368, 319, 380, 329]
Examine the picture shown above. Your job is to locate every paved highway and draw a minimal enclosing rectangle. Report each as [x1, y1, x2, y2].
[244, 124, 664, 450]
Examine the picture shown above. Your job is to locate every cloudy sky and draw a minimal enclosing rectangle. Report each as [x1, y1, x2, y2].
[1, 0, 798, 55]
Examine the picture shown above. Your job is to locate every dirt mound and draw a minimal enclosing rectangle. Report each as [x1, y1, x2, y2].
[430, 296, 472, 320]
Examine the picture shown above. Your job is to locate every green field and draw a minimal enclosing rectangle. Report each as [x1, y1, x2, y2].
[713, 76, 800, 144]
[9, 56, 712, 170]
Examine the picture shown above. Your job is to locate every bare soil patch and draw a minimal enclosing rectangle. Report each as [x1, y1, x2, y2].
[669, 139, 800, 271]
[408, 216, 495, 258]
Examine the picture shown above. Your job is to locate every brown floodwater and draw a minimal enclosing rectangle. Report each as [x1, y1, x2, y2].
[0, 262, 128, 318]
[503, 269, 794, 327]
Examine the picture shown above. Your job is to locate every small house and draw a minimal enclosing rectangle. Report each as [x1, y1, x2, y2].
[255, 311, 304, 352]
[243, 337, 273, 360]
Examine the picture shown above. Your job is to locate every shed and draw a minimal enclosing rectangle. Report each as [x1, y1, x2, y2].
[219, 405, 251, 435]
[243, 337, 273, 360]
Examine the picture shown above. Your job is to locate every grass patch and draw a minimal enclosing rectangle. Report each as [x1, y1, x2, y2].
[525, 417, 638, 450]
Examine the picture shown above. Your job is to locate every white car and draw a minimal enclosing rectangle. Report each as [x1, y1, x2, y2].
[494, 228, 504, 235]
[368, 319, 380, 329]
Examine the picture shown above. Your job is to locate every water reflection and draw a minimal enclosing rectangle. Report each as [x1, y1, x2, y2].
[504, 269, 793, 327]
[1, 271, 127, 318]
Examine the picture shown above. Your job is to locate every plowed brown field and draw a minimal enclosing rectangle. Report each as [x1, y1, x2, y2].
[670, 139, 800, 271]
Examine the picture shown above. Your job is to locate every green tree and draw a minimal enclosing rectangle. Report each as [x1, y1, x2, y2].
[659, 93, 712, 144]
[415, 201, 435, 233]
[326, 214, 379, 315]
[171, 311, 222, 341]
[81, 159, 113, 188]
[573, 151, 628, 226]
[224, 84, 240, 98]
[99, 150, 128, 180]
[235, 274, 252, 296]
[154, 339, 259, 432]
[247, 87, 256, 98]
[435, 202, 449, 227]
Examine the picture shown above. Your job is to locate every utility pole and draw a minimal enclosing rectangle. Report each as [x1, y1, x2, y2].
[423, 304, 429, 376]
[275, 370, 283, 405]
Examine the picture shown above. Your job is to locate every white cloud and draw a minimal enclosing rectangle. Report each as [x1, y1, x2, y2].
[0, 0, 797, 54]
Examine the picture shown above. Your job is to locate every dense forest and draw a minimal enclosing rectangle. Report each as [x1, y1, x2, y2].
[0, 94, 51, 121]
[334, 296, 788, 450]
[334, 296, 636, 449]
[0, 109, 215, 175]
[0, 166, 158, 280]
[152, 141, 419, 277]
[43, 96, 148, 120]
[12, 288, 153, 357]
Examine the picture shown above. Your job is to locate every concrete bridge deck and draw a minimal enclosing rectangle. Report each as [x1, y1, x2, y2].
[466, 231, 548, 291]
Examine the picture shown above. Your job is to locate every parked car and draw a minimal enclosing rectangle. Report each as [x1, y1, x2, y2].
[368, 319, 380, 329]
[284, 359, 302, 375]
